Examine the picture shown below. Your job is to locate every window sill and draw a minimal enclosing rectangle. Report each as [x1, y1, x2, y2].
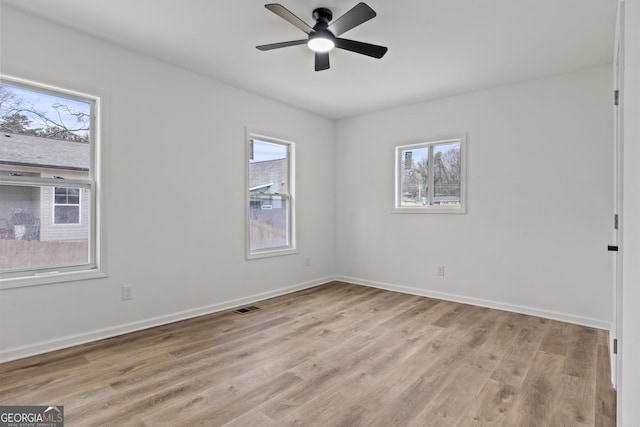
[0, 268, 107, 290]
[392, 206, 466, 214]
[246, 248, 298, 260]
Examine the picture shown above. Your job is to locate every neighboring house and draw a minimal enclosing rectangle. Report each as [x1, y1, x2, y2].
[249, 157, 288, 194]
[0, 132, 89, 241]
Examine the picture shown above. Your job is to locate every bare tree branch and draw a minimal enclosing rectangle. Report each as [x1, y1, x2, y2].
[0, 85, 90, 142]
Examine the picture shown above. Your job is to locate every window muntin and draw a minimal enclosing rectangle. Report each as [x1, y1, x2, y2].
[247, 135, 296, 258]
[0, 76, 102, 285]
[395, 136, 466, 213]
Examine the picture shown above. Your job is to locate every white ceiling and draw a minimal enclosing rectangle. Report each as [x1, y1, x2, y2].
[2, 0, 617, 119]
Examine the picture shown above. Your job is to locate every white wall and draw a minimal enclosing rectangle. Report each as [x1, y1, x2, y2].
[620, 0, 640, 424]
[0, 6, 336, 361]
[335, 66, 614, 328]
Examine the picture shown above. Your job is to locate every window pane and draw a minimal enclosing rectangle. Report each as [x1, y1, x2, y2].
[55, 190, 68, 204]
[249, 140, 288, 195]
[0, 184, 89, 273]
[249, 195, 288, 251]
[248, 136, 294, 256]
[433, 143, 461, 205]
[67, 188, 80, 204]
[0, 83, 91, 140]
[400, 147, 428, 207]
[55, 206, 80, 224]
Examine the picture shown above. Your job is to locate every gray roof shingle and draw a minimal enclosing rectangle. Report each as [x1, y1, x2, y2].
[0, 132, 89, 171]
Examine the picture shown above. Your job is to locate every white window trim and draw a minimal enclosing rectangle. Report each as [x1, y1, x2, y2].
[246, 130, 297, 260]
[0, 75, 107, 289]
[393, 134, 467, 214]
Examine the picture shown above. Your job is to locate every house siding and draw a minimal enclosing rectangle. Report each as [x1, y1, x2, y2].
[39, 184, 90, 242]
[38, 170, 90, 242]
[249, 158, 288, 194]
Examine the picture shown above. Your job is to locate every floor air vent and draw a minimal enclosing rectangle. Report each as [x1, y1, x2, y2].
[232, 305, 261, 314]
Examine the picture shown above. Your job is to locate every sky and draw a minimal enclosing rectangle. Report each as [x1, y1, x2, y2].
[250, 139, 287, 163]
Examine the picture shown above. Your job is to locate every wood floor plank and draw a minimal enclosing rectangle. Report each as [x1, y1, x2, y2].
[0, 282, 615, 426]
[220, 408, 275, 427]
[489, 319, 549, 388]
[500, 351, 566, 426]
[538, 320, 574, 356]
[270, 323, 447, 424]
[547, 324, 600, 426]
[547, 375, 595, 426]
[595, 330, 616, 425]
[457, 378, 519, 426]
[331, 309, 499, 426]
[411, 313, 508, 426]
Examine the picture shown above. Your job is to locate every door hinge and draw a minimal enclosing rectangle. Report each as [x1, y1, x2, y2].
[614, 90, 620, 106]
[613, 338, 618, 354]
[614, 214, 619, 230]
[608, 245, 619, 252]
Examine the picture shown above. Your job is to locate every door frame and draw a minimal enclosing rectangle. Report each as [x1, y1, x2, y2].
[612, 0, 625, 392]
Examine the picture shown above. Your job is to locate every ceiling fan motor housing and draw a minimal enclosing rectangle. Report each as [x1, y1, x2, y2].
[312, 8, 333, 30]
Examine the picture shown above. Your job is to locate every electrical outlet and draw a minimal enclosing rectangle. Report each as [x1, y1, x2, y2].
[305, 256, 311, 267]
[122, 285, 133, 301]
[438, 265, 445, 277]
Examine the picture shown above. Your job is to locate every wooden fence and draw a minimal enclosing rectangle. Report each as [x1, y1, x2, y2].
[0, 240, 88, 271]
[250, 222, 287, 250]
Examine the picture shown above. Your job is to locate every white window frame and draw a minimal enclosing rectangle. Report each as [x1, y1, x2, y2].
[53, 187, 82, 225]
[394, 135, 467, 214]
[246, 130, 297, 259]
[0, 75, 106, 289]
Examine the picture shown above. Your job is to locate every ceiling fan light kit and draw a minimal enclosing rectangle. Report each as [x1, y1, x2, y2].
[307, 31, 335, 53]
[256, 2, 388, 71]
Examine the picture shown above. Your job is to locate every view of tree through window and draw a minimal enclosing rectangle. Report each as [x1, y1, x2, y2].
[0, 79, 97, 278]
[396, 138, 464, 211]
[0, 83, 90, 142]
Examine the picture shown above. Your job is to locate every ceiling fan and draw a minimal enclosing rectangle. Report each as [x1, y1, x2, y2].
[256, 2, 388, 71]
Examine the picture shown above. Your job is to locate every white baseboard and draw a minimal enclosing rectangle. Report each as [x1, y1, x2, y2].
[336, 275, 612, 331]
[1, 275, 612, 363]
[0, 276, 333, 363]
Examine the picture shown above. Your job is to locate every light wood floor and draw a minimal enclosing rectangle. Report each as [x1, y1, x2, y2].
[0, 282, 616, 426]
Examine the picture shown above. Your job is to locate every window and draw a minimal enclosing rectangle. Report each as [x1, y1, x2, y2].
[395, 135, 466, 213]
[0, 75, 103, 287]
[247, 133, 296, 258]
[54, 187, 81, 224]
